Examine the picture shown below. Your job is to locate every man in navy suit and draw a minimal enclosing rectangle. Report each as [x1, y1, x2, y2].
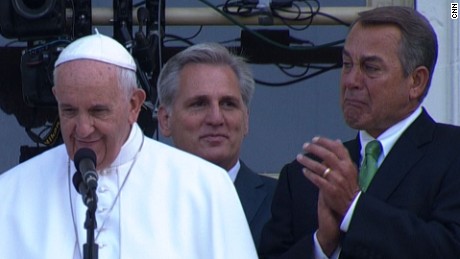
[259, 6, 460, 259]
[157, 42, 277, 249]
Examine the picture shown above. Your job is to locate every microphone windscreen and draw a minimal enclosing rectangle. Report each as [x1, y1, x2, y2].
[73, 148, 96, 171]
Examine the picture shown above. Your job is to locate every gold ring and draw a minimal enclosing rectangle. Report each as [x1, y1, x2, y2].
[322, 167, 331, 178]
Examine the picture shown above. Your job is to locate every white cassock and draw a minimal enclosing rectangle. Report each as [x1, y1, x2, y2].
[0, 123, 257, 259]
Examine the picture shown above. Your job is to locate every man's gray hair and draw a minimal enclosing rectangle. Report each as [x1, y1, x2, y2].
[157, 42, 255, 110]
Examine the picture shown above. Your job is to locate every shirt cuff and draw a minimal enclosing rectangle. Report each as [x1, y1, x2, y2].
[313, 231, 341, 259]
[340, 191, 362, 232]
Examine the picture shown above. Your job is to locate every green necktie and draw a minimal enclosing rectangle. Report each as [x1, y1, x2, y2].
[359, 140, 382, 192]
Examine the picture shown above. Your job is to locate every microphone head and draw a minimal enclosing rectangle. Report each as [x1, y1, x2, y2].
[74, 148, 97, 172]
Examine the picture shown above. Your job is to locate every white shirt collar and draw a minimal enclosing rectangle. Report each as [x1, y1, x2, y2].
[228, 160, 241, 183]
[359, 106, 422, 165]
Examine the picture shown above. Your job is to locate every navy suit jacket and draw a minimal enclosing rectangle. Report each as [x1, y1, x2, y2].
[259, 110, 460, 258]
[234, 161, 277, 250]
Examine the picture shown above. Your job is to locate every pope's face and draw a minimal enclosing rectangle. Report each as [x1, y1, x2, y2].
[340, 23, 416, 138]
[53, 60, 142, 169]
[159, 63, 249, 171]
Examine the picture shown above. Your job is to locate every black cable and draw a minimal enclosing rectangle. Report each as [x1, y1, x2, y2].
[163, 26, 203, 45]
[201, 0, 344, 51]
[255, 63, 341, 87]
[277, 63, 310, 78]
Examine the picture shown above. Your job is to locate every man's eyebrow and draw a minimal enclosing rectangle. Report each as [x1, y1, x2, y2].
[187, 95, 208, 101]
[361, 55, 384, 63]
[221, 95, 240, 101]
[342, 49, 383, 63]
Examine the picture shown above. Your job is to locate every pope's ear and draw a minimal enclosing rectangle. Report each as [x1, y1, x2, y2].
[128, 89, 146, 123]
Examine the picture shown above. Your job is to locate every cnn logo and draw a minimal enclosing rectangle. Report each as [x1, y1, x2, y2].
[453, 3, 458, 19]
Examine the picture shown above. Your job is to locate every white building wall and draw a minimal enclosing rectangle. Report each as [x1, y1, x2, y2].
[419, 1, 460, 125]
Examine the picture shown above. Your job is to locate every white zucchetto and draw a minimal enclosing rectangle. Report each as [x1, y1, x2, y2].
[54, 31, 136, 71]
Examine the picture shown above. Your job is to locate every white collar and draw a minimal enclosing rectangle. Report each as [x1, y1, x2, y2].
[107, 123, 144, 168]
[359, 106, 422, 165]
[228, 160, 241, 183]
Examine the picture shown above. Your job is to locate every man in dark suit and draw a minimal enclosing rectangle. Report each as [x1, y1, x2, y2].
[259, 6, 460, 259]
[156, 42, 277, 249]
[235, 161, 277, 248]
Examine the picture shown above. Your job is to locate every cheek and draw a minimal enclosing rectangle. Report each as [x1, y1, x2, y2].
[368, 84, 396, 109]
[181, 112, 204, 127]
[58, 118, 73, 137]
[59, 120, 77, 158]
[170, 114, 202, 137]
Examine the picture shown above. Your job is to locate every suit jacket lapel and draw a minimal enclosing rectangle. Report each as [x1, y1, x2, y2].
[234, 162, 266, 224]
[367, 110, 435, 199]
[344, 137, 361, 167]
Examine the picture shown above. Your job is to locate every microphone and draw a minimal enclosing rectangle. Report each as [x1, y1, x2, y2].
[72, 171, 86, 195]
[72, 171, 96, 207]
[74, 148, 98, 191]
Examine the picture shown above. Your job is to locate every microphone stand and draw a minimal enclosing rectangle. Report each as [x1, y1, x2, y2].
[83, 187, 99, 259]
[73, 148, 99, 259]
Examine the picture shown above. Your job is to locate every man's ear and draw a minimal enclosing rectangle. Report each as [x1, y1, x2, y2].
[157, 106, 172, 137]
[409, 66, 429, 101]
